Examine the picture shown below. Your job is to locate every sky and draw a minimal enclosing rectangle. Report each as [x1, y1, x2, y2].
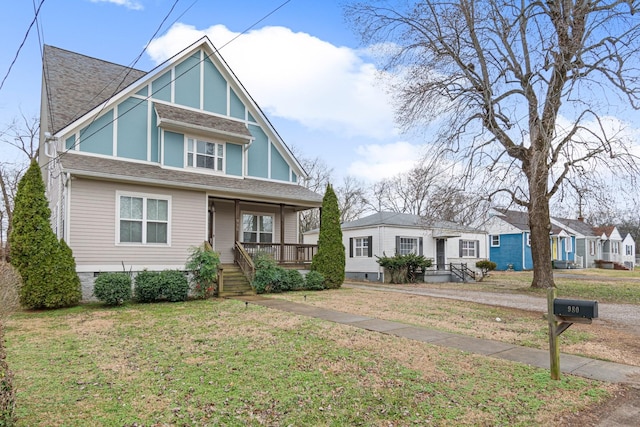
[0, 0, 423, 182]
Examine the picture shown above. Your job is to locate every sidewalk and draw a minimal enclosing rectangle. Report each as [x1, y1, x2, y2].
[235, 295, 640, 386]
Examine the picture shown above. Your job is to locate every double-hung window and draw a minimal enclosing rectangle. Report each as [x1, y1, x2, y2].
[490, 235, 500, 247]
[398, 237, 418, 255]
[460, 240, 477, 257]
[187, 138, 224, 171]
[119, 194, 170, 244]
[354, 237, 369, 257]
[242, 214, 273, 243]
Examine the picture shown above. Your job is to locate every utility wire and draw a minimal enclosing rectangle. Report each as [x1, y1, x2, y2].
[0, 0, 47, 93]
[48, 0, 293, 167]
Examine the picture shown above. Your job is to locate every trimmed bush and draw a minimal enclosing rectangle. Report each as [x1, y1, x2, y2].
[160, 270, 189, 302]
[93, 273, 132, 306]
[376, 253, 432, 284]
[252, 267, 282, 294]
[281, 269, 304, 292]
[304, 270, 325, 291]
[134, 270, 163, 303]
[476, 260, 497, 279]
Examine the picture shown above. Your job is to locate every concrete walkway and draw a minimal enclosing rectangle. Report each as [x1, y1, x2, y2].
[235, 295, 640, 386]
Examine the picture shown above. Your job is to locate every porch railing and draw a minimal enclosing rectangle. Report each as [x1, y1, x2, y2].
[234, 241, 256, 282]
[239, 242, 318, 264]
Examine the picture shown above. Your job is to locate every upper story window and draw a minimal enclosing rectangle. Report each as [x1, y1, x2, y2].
[490, 235, 500, 247]
[187, 138, 224, 171]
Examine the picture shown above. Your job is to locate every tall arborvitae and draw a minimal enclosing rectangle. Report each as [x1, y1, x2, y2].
[9, 160, 81, 308]
[310, 184, 345, 288]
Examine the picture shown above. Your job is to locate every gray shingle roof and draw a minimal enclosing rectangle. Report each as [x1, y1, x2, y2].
[155, 103, 253, 141]
[43, 45, 147, 134]
[553, 217, 599, 237]
[59, 152, 322, 208]
[494, 209, 530, 231]
[341, 211, 482, 233]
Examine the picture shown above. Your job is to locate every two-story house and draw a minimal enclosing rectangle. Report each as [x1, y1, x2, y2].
[39, 37, 322, 299]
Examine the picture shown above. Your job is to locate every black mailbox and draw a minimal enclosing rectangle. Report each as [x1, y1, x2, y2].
[553, 298, 598, 319]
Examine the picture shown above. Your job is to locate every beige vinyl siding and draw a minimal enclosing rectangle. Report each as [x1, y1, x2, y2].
[69, 177, 206, 270]
[212, 199, 236, 263]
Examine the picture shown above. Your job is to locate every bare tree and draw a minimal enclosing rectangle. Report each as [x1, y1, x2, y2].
[295, 153, 334, 236]
[0, 115, 39, 260]
[336, 175, 371, 222]
[347, 0, 640, 288]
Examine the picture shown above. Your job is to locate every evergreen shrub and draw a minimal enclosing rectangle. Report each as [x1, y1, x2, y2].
[160, 270, 189, 302]
[134, 270, 163, 303]
[281, 269, 304, 292]
[310, 184, 345, 289]
[93, 273, 132, 306]
[304, 270, 325, 290]
[185, 242, 220, 299]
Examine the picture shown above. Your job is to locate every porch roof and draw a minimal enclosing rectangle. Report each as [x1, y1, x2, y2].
[154, 103, 253, 144]
[58, 152, 322, 208]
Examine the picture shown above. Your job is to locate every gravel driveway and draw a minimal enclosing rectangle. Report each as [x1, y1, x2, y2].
[344, 282, 640, 336]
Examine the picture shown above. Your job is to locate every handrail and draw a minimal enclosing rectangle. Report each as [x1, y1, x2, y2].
[449, 263, 476, 282]
[234, 241, 255, 282]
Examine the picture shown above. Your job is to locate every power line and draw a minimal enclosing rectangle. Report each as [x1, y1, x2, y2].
[0, 0, 46, 93]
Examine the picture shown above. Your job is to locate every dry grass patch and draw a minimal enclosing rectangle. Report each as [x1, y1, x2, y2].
[273, 288, 640, 366]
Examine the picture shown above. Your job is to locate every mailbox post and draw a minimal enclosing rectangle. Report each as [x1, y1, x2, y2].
[547, 288, 598, 380]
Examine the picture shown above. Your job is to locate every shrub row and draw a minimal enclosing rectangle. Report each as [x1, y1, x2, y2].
[251, 253, 325, 294]
[93, 270, 189, 306]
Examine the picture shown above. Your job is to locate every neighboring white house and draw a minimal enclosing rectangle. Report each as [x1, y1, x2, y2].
[622, 233, 636, 270]
[303, 212, 487, 282]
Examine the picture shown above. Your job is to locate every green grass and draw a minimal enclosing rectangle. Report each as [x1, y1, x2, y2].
[4, 299, 614, 426]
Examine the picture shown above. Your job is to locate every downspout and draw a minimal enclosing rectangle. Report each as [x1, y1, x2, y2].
[522, 232, 526, 270]
[64, 172, 71, 243]
[378, 225, 383, 282]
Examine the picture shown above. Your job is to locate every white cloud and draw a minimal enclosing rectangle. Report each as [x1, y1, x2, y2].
[90, 0, 143, 10]
[146, 23, 397, 140]
[347, 141, 423, 181]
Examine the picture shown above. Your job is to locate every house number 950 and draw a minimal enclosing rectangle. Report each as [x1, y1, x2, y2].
[567, 306, 580, 314]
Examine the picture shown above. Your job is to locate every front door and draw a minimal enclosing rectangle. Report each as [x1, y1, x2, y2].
[436, 239, 445, 270]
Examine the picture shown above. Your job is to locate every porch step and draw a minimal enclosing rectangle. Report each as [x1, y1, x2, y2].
[220, 264, 255, 297]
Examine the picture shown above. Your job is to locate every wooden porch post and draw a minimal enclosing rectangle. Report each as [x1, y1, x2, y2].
[235, 200, 240, 244]
[280, 203, 285, 262]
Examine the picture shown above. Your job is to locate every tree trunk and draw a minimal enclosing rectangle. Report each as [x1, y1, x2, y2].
[527, 155, 555, 289]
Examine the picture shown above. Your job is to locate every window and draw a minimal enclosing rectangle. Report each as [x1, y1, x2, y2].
[566, 237, 572, 253]
[590, 241, 596, 256]
[460, 240, 477, 257]
[526, 233, 531, 247]
[118, 194, 169, 244]
[354, 237, 369, 257]
[398, 237, 418, 255]
[242, 214, 273, 243]
[626, 245, 633, 255]
[187, 138, 224, 171]
[490, 235, 500, 247]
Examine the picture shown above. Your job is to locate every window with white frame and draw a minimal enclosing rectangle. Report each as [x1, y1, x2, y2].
[566, 237, 572, 252]
[118, 194, 170, 244]
[187, 138, 224, 171]
[626, 245, 633, 255]
[398, 237, 418, 255]
[490, 235, 500, 247]
[354, 237, 369, 257]
[590, 240, 596, 255]
[526, 233, 531, 247]
[460, 240, 477, 257]
[242, 214, 273, 243]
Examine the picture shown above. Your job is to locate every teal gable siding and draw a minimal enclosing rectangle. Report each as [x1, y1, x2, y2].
[230, 89, 245, 120]
[175, 53, 201, 109]
[292, 171, 297, 183]
[270, 143, 290, 181]
[117, 98, 147, 161]
[65, 135, 75, 150]
[151, 71, 172, 102]
[226, 143, 243, 176]
[150, 104, 159, 162]
[80, 110, 113, 155]
[203, 56, 226, 115]
[163, 131, 184, 168]
[247, 125, 268, 178]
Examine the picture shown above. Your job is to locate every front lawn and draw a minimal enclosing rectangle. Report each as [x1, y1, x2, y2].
[4, 299, 616, 426]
